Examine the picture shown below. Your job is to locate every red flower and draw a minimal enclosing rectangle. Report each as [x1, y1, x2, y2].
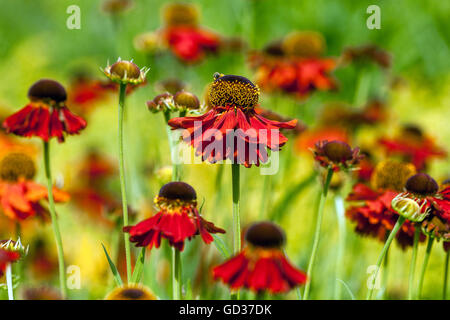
[67, 76, 116, 113]
[379, 125, 446, 170]
[312, 140, 362, 172]
[3, 79, 87, 143]
[249, 32, 337, 98]
[124, 182, 224, 251]
[213, 222, 306, 294]
[0, 247, 20, 277]
[163, 26, 220, 63]
[346, 160, 421, 249]
[169, 74, 297, 167]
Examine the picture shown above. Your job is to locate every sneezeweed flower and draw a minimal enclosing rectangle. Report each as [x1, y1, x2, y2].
[124, 182, 225, 251]
[213, 222, 307, 294]
[249, 31, 337, 99]
[103, 59, 148, 85]
[160, 2, 221, 64]
[105, 284, 157, 300]
[3, 79, 87, 142]
[147, 90, 200, 115]
[295, 127, 349, 155]
[304, 140, 361, 299]
[2, 78, 83, 298]
[346, 160, 421, 248]
[104, 58, 148, 282]
[0, 153, 69, 221]
[312, 140, 362, 172]
[169, 73, 298, 167]
[379, 124, 446, 170]
[392, 173, 447, 223]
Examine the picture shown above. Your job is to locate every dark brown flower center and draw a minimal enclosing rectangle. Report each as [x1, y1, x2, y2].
[245, 222, 285, 248]
[158, 181, 197, 201]
[121, 288, 144, 299]
[28, 79, 67, 103]
[405, 173, 438, 196]
[323, 141, 353, 162]
[0, 153, 36, 182]
[208, 74, 260, 109]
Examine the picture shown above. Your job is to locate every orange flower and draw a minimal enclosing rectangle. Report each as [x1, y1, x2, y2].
[0, 153, 69, 221]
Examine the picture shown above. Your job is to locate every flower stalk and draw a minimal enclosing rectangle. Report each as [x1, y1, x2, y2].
[417, 236, 434, 299]
[408, 227, 421, 300]
[172, 248, 182, 300]
[43, 141, 68, 299]
[444, 250, 449, 300]
[303, 167, 333, 300]
[231, 163, 241, 300]
[366, 216, 406, 300]
[117, 82, 132, 282]
[5, 263, 13, 300]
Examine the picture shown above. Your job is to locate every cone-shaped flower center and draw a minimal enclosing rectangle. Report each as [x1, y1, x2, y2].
[405, 173, 438, 196]
[371, 160, 416, 192]
[28, 79, 67, 103]
[105, 284, 156, 300]
[0, 153, 36, 182]
[282, 31, 325, 57]
[208, 74, 260, 109]
[245, 221, 286, 248]
[163, 2, 199, 27]
[402, 124, 424, 142]
[110, 61, 141, 80]
[322, 141, 353, 162]
[174, 91, 200, 109]
[158, 181, 197, 201]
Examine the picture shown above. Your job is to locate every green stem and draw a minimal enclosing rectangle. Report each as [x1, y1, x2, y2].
[163, 111, 181, 181]
[259, 174, 271, 219]
[231, 163, 241, 300]
[6, 263, 13, 300]
[444, 250, 449, 300]
[353, 68, 371, 107]
[366, 216, 406, 300]
[408, 227, 421, 300]
[172, 248, 182, 299]
[43, 141, 68, 298]
[334, 194, 346, 300]
[303, 168, 333, 300]
[118, 83, 132, 283]
[417, 236, 434, 299]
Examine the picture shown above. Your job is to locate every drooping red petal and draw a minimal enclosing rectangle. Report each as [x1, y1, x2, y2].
[60, 106, 87, 135]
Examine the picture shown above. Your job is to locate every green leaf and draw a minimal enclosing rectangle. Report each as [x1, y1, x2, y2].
[212, 234, 230, 259]
[101, 243, 123, 287]
[130, 247, 146, 284]
[336, 279, 356, 300]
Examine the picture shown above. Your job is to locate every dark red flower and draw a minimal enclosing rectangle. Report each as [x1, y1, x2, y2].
[169, 74, 297, 167]
[3, 79, 87, 143]
[379, 125, 446, 170]
[213, 222, 306, 294]
[346, 160, 422, 249]
[0, 247, 20, 277]
[312, 140, 362, 172]
[340, 44, 391, 69]
[124, 182, 225, 251]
